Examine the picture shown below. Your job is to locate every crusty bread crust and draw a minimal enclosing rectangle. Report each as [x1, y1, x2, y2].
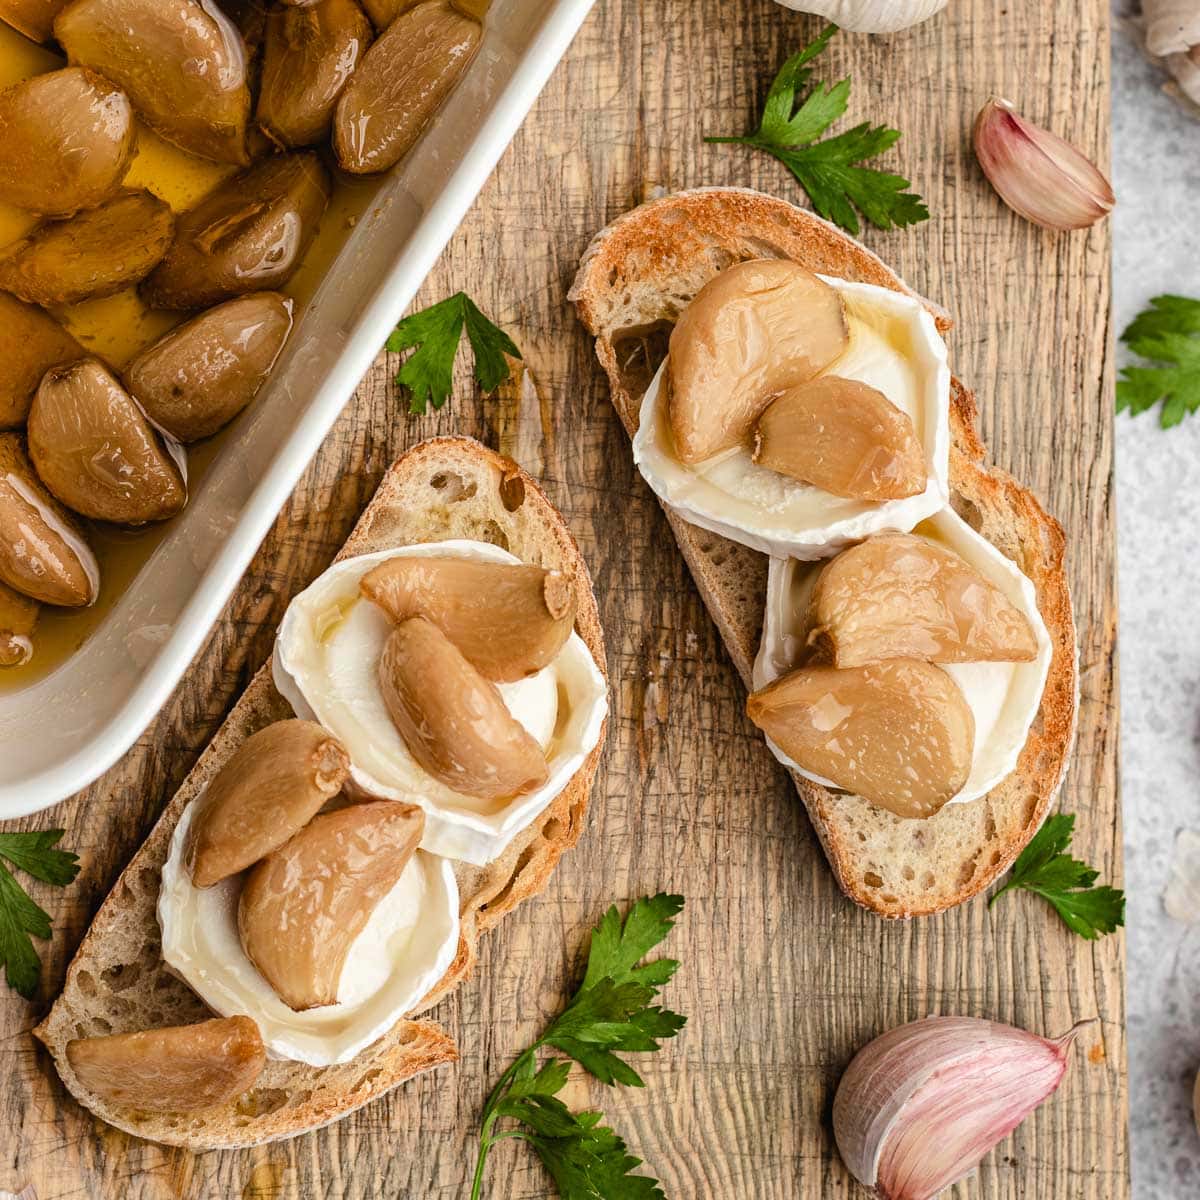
[569, 187, 1076, 919]
[34, 436, 609, 1147]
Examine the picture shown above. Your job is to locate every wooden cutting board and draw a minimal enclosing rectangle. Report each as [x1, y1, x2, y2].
[0, 0, 1125, 1196]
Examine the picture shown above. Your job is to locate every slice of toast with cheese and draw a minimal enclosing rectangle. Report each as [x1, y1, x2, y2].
[35, 435, 608, 1148]
[570, 186, 1076, 918]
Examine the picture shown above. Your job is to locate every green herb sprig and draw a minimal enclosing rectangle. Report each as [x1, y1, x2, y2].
[1117, 294, 1200, 428]
[0, 829, 80, 998]
[470, 894, 686, 1200]
[706, 26, 929, 236]
[386, 292, 521, 415]
[989, 814, 1124, 940]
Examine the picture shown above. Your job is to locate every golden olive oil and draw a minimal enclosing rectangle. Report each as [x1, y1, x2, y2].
[0, 22, 381, 690]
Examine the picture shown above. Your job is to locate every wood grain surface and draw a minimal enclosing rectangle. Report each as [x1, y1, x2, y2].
[0, 0, 1125, 1197]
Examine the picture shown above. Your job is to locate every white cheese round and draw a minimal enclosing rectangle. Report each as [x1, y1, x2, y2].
[158, 797, 460, 1066]
[632, 276, 951, 559]
[752, 506, 1052, 806]
[272, 539, 608, 866]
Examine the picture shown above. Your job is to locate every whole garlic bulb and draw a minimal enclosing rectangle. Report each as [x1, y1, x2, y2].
[772, 0, 949, 34]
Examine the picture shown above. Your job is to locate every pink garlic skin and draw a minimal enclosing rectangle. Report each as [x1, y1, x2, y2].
[973, 98, 1114, 231]
[833, 1015, 1088, 1200]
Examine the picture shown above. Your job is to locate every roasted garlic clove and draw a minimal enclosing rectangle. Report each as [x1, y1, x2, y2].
[0, 68, 136, 217]
[360, 556, 575, 681]
[746, 659, 974, 818]
[752, 375, 928, 500]
[667, 260, 849, 464]
[142, 152, 331, 309]
[55, 0, 252, 165]
[29, 358, 187, 526]
[124, 293, 294, 442]
[0, 579, 37, 667]
[333, 0, 482, 175]
[66, 1016, 266, 1112]
[805, 533, 1039, 667]
[360, 0, 417, 26]
[185, 718, 349, 888]
[238, 800, 425, 1011]
[0, 190, 174, 307]
[0, 433, 98, 607]
[0, 0, 66, 40]
[378, 617, 550, 801]
[258, 0, 373, 148]
[0, 294, 85, 430]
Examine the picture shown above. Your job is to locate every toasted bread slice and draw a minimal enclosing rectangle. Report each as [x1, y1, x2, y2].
[34, 436, 608, 1148]
[569, 187, 1076, 919]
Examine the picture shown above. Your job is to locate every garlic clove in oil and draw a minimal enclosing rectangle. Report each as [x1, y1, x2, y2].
[833, 1015, 1090, 1200]
[973, 98, 1114, 231]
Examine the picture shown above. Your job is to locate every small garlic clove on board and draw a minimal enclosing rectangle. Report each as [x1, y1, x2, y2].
[833, 1015, 1091, 1200]
[770, 0, 948, 34]
[973, 98, 1114, 231]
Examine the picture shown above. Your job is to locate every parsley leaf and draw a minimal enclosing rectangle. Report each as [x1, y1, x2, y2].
[0, 830, 80, 998]
[470, 894, 686, 1200]
[385, 292, 521, 415]
[989, 814, 1125, 940]
[1117, 294, 1200, 427]
[706, 26, 928, 236]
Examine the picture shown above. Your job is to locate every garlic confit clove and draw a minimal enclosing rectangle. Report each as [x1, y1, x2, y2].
[834, 1015, 1090, 1200]
[771, 0, 948, 34]
[973, 98, 1114, 231]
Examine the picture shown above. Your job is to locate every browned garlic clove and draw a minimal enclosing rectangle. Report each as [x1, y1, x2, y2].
[66, 1016, 266, 1113]
[124, 292, 295, 443]
[185, 718, 350, 888]
[746, 659, 974, 818]
[0, 293, 85, 430]
[752, 376, 927, 500]
[237, 800, 425, 1011]
[667, 260, 849, 464]
[28, 358, 187, 526]
[0, 579, 36, 667]
[973, 98, 1114, 231]
[804, 532, 1039, 667]
[378, 617, 550, 801]
[0, 432, 99, 607]
[0, 0, 66, 41]
[333, 0, 482, 175]
[360, 556, 576, 681]
[834, 1015, 1090, 1200]
[0, 190, 174, 306]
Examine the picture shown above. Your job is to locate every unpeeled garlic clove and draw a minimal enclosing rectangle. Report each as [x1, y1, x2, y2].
[770, 0, 947, 34]
[834, 1015, 1090, 1200]
[973, 98, 1114, 231]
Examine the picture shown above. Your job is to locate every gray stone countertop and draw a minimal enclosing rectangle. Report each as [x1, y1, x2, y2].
[1112, 4, 1200, 1196]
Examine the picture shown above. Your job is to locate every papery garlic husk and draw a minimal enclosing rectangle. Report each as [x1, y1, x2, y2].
[833, 1015, 1090, 1200]
[1143, 0, 1200, 57]
[973, 98, 1114, 231]
[771, 0, 948, 34]
[1165, 47, 1200, 110]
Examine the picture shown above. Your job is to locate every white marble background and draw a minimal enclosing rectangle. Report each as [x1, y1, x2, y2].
[1111, 4, 1200, 1196]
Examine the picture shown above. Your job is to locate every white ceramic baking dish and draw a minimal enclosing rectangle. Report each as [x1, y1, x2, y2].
[0, 0, 597, 819]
